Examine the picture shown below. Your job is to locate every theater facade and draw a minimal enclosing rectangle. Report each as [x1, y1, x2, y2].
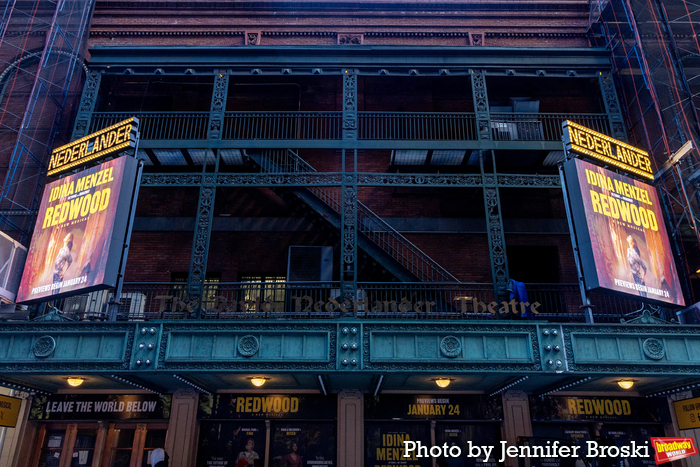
[1, 1, 700, 467]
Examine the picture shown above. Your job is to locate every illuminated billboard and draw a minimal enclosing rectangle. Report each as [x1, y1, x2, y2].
[47, 117, 138, 176]
[564, 158, 684, 306]
[563, 120, 654, 180]
[16, 156, 139, 304]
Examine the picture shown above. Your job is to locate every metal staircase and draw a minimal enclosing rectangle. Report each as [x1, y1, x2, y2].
[247, 149, 459, 283]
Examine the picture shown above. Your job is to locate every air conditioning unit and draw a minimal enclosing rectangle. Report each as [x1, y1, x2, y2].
[287, 246, 333, 282]
[62, 290, 111, 319]
[109, 292, 147, 319]
[0, 230, 27, 303]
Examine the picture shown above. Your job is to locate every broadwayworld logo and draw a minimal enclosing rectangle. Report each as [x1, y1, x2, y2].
[650, 437, 698, 464]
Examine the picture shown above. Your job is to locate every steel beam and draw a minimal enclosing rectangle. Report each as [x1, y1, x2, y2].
[88, 46, 613, 75]
[140, 172, 561, 188]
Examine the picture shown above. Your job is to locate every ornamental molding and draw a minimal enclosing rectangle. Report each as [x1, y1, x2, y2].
[92, 30, 245, 37]
[338, 33, 363, 45]
[563, 326, 699, 373]
[141, 174, 203, 186]
[140, 173, 559, 188]
[237, 335, 260, 357]
[33, 336, 56, 358]
[0, 323, 133, 332]
[91, 30, 478, 38]
[263, 31, 336, 36]
[158, 323, 337, 370]
[486, 32, 587, 38]
[502, 390, 528, 401]
[440, 336, 462, 358]
[362, 323, 541, 371]
[497, 174, 561, 187]
[642, 338, 665, 360]
[365, 32, 469, 37]
[173, 388, 198, 399]
[245, 31, 261, 45]
[357, 174, 484, 186]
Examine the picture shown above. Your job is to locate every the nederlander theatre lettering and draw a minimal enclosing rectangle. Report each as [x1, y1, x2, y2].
[162, 295, 540, 315]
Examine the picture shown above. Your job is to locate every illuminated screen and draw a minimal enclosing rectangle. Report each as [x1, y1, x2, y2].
[16, 156, 139, 304]
[564, 158, 684, 306]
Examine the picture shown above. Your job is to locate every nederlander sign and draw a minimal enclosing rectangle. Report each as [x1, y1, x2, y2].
[562, 120, 653, 180]
[48, 117, 138, 176]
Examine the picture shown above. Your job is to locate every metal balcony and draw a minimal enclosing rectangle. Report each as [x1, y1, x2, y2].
[34, 282, 658, 323]
[89, 111, 610, 143]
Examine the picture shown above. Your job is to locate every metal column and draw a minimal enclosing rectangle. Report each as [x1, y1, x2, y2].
[341, 68, 358, 305]
[186, 70, 228, 314]
[472, 70, 509, 297]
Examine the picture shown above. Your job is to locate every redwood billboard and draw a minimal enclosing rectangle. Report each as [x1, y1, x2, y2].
[563, 157, 684, 306]
[16, 156, 139, 303]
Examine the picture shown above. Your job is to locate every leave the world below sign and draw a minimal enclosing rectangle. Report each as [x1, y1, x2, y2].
[562, 120, 654, 180]
[47, 117, 138, 176]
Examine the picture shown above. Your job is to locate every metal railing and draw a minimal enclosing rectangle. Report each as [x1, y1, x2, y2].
[90, 112, 209, 140]
[357, 112, 478, 140]
[222, 112, 343, 140]
[254, 149, 458, 282]
[32, 282, 656, 322]
[490, 113, 610, 141]
[88, 111, 610, 143]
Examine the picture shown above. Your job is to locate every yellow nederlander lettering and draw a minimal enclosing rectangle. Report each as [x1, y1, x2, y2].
[47, 118, 138, 176]
[564, 121, 654, 179]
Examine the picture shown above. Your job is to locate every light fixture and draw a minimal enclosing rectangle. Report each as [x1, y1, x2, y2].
[432, 378, 453, 388]
[617, 380, 634, 390]
[67, 377, 84, 387]
[249, 377, 269, 387]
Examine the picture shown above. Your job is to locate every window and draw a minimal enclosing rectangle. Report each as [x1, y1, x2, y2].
[240, 275, 286, 313]
[70, 430, 97, 467]
[39, 430, 64, 467]
[108, 428, 135, 467]
[170, 272, 221, 312]
[142, 429, 168, 467]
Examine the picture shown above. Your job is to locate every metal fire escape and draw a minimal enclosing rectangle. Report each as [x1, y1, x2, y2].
[246, 149, 459, 283]
[0, 0, 95, 244]
[590, 0, 700, 302]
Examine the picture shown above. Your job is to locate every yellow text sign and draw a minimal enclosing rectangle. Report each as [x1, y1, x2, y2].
[0, 394, 22, 428]
[48, 117, 138, 176]
[674, 396, 700, 430]
[563, 120, 654, 179]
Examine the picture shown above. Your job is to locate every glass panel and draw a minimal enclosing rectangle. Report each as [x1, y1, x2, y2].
[70, 430, 97, 467]
[110, 428, 136, 467]
[39, 430, 65, 467]
[196, 421, 267, 467]
[114, 429, 136, 448]
[109, 450, 132, 467]
[44, 431, 65, 448]
[435, 423, 501, 467]
[142, 429, 168, 467]
[271, 421, 336, 467]
[365, 422, 431, 467]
